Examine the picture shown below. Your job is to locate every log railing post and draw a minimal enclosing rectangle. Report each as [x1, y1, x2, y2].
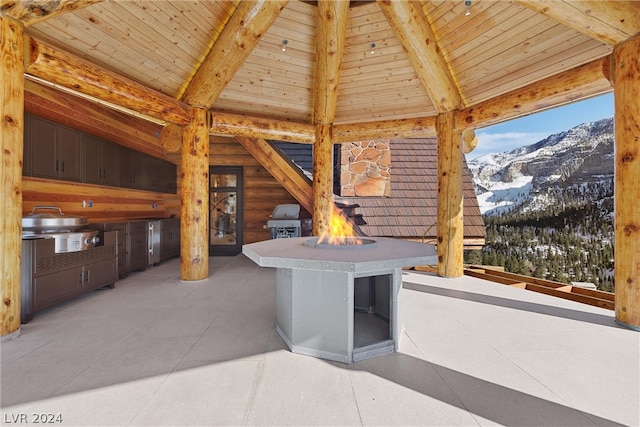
[613, 35, 640, 330]
[436, 111, 464, 277]
[180, 108, 210, 281]
[1, 16, 24, 339]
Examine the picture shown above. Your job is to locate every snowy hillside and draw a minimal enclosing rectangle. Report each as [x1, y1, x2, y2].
[468, 117, 614, 215]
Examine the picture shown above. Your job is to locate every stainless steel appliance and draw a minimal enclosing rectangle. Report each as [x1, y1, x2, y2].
[266, 204, 301, 239]
[148, 220, 161, 265]
[22, 206, 100, 253]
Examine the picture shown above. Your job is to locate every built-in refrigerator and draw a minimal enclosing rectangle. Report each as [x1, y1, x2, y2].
[148, 220, 161, 266]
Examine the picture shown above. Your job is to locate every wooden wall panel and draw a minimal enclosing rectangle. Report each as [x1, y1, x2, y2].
[22, 83, 178, 223]
[22, 178, 169, 222]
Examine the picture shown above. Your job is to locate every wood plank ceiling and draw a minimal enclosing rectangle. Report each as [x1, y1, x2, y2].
[5, 0, 637, 131]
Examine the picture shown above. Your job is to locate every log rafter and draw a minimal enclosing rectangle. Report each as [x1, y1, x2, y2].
[377, 0, 463, 113]
[516, 0, 640, 46]
[181, 0, 289, 109]
[0, 0, 101, 27]
[24, 36, 192, 126]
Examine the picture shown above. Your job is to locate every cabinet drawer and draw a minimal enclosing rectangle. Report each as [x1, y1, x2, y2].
[129, 221, 148, 234]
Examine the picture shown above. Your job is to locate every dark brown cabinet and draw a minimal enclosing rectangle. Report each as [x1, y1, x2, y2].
[128, 220, 148, 272]
[97, 222, 128, 278]
[29, 115, 81, 181]
[135, 153, 177, 193]
[82, 134, 118, 186]
[23, 114, 32, 176]
[160, 218, 180, 261]
[21, 231, 118, 323]
[24, 113, 176, 193]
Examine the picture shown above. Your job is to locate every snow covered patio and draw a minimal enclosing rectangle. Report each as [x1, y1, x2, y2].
[1, 254, 638, 426]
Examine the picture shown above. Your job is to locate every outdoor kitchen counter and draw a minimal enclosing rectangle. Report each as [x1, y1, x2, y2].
[242, 236, 437, 273]
[243, 237, 437, 364]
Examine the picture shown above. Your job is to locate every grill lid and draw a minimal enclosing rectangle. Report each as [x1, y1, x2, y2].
[22, 206, 88, 233]
[270, 204, 300, 219]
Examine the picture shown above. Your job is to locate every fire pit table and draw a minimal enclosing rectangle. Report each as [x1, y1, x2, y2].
[242, 237, 436, 364]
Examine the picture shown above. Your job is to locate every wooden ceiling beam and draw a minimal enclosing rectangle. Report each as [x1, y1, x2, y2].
[210, 111, 315, 143]
[0, 0, 102, 27]
[24, 36, 192, 125]
[458, 56, 612, 130]
[181, 0, 289, 108]
[377, 0, 462, 112]
[516, 0, 640, 46]
[333, 117, 436, 143]
[313, 0, 350, 125]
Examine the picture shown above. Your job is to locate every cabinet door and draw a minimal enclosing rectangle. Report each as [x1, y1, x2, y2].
[128, 222, 148, 271]
[57, 126, 81, 181]
[33, 267, 83, 311]
[170, 226, 180, 256]
[130, 150, 147, 190]
[82, 134, 103, 184]
[160, 161, 177, 193]
[160, 227, 173, 261]
[84, 258, 117, 291]
[140, 155, 157, 190]
[31, 116, 58, 179]
[23, 114, 32, 176]
[101, 141, 118, 186]
[117, 145, 132, 187]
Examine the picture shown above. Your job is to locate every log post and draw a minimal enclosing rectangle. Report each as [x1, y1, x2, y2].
[180, 107, 210, 281]
[436, 111, 464, 277]
[311, 1, 349, 236]
[312, 124, 334, 235]
[1, 16, 24, 339]
[613, 35, 640, 330]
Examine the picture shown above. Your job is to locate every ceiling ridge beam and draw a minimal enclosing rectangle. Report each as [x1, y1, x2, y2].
[181, 0, 289, 108]
[377, 0, 463, 112]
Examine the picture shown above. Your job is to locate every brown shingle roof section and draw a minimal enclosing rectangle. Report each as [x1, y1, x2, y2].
[335, 138, 485, 246]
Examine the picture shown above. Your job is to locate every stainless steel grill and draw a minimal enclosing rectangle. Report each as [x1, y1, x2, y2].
[266, 204, 301, 239]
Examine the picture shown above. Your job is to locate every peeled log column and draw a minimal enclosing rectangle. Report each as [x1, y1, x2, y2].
[180, 108, 210, 281]
[614, 36, 640, 330]
[312, 124, 333, 236]
[436, 111, 464, 278]
[1, 16, 24, 338]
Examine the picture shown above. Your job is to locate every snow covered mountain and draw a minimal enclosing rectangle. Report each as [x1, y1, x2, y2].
[468, 117, 614, 215]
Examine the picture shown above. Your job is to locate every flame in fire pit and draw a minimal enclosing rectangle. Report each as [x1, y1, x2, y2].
[317, 205, 365, 246]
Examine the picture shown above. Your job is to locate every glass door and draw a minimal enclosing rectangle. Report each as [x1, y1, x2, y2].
[209, 166, 243, 256]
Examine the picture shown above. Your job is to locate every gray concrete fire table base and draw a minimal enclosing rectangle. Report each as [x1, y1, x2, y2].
[242, 237, 437, 364]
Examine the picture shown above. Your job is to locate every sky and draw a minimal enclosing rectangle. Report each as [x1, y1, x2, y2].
[467, 92, 614, 160]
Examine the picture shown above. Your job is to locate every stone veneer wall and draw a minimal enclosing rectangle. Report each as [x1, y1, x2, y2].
[340, 140, 391, 197]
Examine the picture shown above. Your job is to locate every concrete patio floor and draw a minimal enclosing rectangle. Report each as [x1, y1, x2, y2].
[1, 254, 638, 426]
